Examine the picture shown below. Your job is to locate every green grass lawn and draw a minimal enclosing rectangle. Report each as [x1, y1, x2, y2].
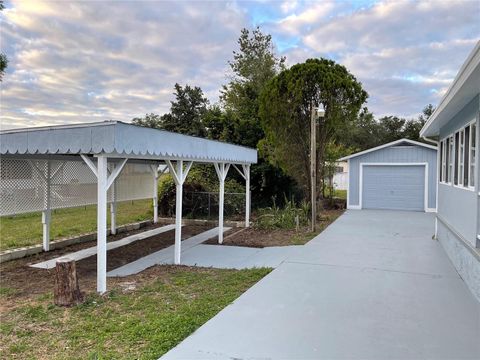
[0, 200, 153, 251]
[0, 266, 270, 360]
[334, 189, 347, 200]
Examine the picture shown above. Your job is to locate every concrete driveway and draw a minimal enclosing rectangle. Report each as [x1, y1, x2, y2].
[161, 210, 480, 359]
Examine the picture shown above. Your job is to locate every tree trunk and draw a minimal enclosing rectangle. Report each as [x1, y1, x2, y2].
[54, 258, 84, 307]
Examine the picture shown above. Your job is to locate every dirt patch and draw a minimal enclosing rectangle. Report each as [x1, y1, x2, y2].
[205, 227, 300, 247]
[0, 224, 212, 301]
[204, 209, 344, 248]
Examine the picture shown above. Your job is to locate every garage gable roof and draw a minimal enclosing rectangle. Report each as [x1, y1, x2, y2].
[338, 139, 437, 161]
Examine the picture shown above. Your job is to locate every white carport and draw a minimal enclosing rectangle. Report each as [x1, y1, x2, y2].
[0, 121, 257, 293]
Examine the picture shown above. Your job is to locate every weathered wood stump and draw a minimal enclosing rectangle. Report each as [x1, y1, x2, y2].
[54, 258, 84, 307]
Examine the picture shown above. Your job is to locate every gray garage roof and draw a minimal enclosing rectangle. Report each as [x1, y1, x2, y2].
[339, 138, 436, 161]
[0, 121, 257, 164]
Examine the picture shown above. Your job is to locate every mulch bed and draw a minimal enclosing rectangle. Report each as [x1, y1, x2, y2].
[204, 209, 345, 248]
[0, 224, 213, 301]
[204, 227, 301, 248]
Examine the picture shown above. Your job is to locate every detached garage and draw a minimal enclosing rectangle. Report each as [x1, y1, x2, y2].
[340, 139, 437, 212]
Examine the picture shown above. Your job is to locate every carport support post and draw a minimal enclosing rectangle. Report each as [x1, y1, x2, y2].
[153, 166, 159, 223]
[42, 161, 51, 252]
[150, 164, 166, 224]
[244, 164, 251, 227]
[110, 180, 117, 235]
[97, 156, 108, 294]
[219, 169, 225, 243]
[214, 163, 230, 244]
[166, 160, 192, 265]
[174, 161, 183, 264]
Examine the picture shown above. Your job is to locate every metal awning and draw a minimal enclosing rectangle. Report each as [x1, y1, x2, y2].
[1, 120, 257, 163]
[1, 121, 257, 293]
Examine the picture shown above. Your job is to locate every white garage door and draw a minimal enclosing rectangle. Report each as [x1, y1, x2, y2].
[362, 165, 425, 211]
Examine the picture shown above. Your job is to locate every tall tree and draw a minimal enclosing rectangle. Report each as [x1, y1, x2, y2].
[377, 116, 406, 143]
[203, 105, 237, 142]
[221, 27, 285, 148]
[132, 83, 208, 137]
[219, 27, 297, 206]
[131, 113, 162, 128]
[337, 107, 381, 151]
[403, 104, 435, 142]
[341, 104, 436, 152]
[162, 83, 208, 137]
[259, 58, 368, 203]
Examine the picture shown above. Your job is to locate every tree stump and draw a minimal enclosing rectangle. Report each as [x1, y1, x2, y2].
[54, 258, 84, 307]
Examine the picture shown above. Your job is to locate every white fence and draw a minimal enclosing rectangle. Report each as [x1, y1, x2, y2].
[333, 172, 348, 190]
[0, 157, 153, 216]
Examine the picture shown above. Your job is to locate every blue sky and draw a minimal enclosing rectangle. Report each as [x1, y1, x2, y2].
[1, 0, 479, 129]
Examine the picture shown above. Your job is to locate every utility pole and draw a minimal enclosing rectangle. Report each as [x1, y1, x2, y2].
[310, 101, 317, 232]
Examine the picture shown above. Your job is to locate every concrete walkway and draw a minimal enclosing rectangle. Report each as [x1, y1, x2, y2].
[172, 244, 301, 270]
[109, 227, 299, 276]
[108, 227, 231, 276]
[162, 210, 480, 359]
[31, 224, 177, 269]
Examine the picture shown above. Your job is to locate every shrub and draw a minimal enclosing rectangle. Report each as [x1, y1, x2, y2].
[254, 198, 309, 230]
[157, 164, 246, 218]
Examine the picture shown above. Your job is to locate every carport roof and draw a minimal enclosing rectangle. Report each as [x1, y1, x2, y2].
[0, 121, 257, 164]
[338, 138, 437, 161]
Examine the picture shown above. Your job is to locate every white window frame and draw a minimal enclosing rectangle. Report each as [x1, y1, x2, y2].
[440, 139, 447, 184]
[468, 120, 476, 190]
[455, 128, 465, 189]
[440, 121, 476, 191]
[448, 135, 454, 184]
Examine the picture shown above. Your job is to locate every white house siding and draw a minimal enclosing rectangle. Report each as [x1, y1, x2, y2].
[347, 145, 437, 211]
[438, 185, 477, 247]
[437, 96, 479, 247]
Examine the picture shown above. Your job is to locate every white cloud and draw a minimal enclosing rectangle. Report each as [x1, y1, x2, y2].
[279, 0, 479, 117]
[1, 0, 247, 129]
[302, 0, 478, 53]
[277, 1, 337, 35]
[280, 0, 299, 14]
[1, 0, 479, 129]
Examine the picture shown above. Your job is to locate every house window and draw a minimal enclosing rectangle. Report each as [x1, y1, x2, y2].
[464, 125, 470, 186]
[440, 140, 445, 182]
[454, 132, 460, 185]
[457, 129, 465, 186]
[442, 121, 477, 189]
[448, 135, 454, 184]
[469, 122, 476, 188]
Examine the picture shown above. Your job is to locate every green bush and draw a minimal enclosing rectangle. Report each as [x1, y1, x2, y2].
[157, 164, 246, 218]
[254, 198, 309, 230]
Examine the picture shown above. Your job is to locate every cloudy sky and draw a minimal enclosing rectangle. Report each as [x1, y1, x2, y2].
[1, 0, 479, 130]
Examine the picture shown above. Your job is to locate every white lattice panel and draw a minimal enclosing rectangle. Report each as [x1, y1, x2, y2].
[0, 157, 154, 216]
[115, 163, 153, 202]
